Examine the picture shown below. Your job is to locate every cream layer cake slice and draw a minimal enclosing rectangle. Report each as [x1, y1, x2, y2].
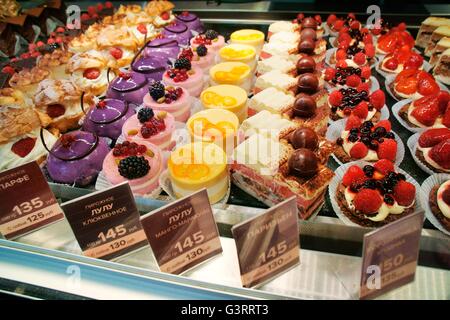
[416, 17, 450, 48]
[433, 48, 450, 85]
[256, 56, 297, 76]
[430, 37, 450, 66]
[425, 26, 450, 57]
[240, 110, 297, 138]
[248, 87, 296, 114]
[254, 70, 297, 95]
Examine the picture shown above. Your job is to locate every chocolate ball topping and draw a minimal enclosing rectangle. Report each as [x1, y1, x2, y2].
[288, 148, 319, 179]
[296, 56, 316, 74]
[301, 17, 318, 30]
[290, 127, 319, 150]
[298, 38, 315, 54]
[297, 73, 319, 94]
[300, 28, 317, 41]
[293, 94, 317, 118]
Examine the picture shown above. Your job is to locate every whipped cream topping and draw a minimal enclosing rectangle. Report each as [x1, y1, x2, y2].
[154, 13, 175, 26]
[437, 180, 450, 218]
[341, 131, 379, 161]
[72, 68, 109, 90]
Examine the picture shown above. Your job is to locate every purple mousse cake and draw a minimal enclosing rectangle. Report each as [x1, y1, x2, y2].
[46, 131, 110, 186]
[162, 21, 192, 46]
[131, 56, 168, 83]
[176, 11, 205, 34]
[106, 71, 149, 105]
[82, 98, 135, 140]
[144, 37, 180, 62]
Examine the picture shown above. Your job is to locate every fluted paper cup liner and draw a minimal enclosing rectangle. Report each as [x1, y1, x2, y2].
[375, 59, 432, 79]
[321, 22, 330, 37]
[421, 174, 450, 236]
[325, 48, 377, 69]
[323, 24, 338, 37]
[326, 118, 405, 165]
[324, 76, 380, 93]
[407, 133, 439, 175]
[327, 103, 389, 125]
[328, 160, 422, 228]
[391, 99, 426, 133]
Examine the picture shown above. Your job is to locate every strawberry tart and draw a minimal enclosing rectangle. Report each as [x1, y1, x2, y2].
[416, 128, 450, 173]
[376, 24, 415, 55]
[379, 46, 425, 75]
[163, 57, 204, 97]
[428, 179, 450, 232]
[390, 69, 441, 101]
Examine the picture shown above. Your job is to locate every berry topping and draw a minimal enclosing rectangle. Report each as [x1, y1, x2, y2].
[140, 116, 166, 138]
[443, 104, 450, 128]
[411, 95, 440, 126]
[353, 101, 368, 119]
[417, 72, 440, 96]
[336, 48, 347, 61]
[60, 134, 75, 148]
[354, 189, 382, 214]
[105, 1, 113, 9]
[360, 66, 371, 79]
[161, 12, 170, 20]
[113, 141, 148, 157]
[357, 82, 370, 93]
[179, 48, 194, 61]
[429, 139, 450, 169]
[438, 91, 450, 114]
[327, 14, 337, 26]
[109, 47, 123, 60]
[374, 159, 395, 175]
[364, 44, 375, 58]
[47, 104, 66, 118]
[377, 139, 397, 162]
[324, 67, 336, 81]
[196, 44, 208, 57]
[11, 137, 36, 158]
[87, 6, 96, 15]
[350, 20, 360, 30]
[149, 81, 165, 101]
[97, 3, 104, 11]
[118, 156, 150, 180]
[205, 29, 219, 40]
[137, 24, 147, 34]
[2, 65, 15, 75]
[345, 115, 362, 130]
[346, 74, 361, 87]
[118, 71, 131, 79]
[174, 57, 191, 70]
[369, 90, 385, 110]
[418, 128, 450, 148]
[56, 26, 65, 33]
[97, 100, 107, 109]
[83, 68, 100, 80]
[353, 52, 366, 65]
[393, 180, 416, 206]
[374, 119, 392, 132]
[343, 165, 365, 187]
[350, 142, 368, 159]
[138, 108, 155, 123]
[329, 90, 343, 106]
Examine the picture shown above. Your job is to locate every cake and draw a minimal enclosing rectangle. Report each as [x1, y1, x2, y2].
[260, 41, 298, 61]
[379, 46, 424, 75]
[106, 71, 149, 105]
[256, 55, 296, 77]
[163, 57, 204, 97]
[429, 37, 450, 66]
[335, 160, 416, 227]
[144, 37, 180, 62]
[102, 141, 162, 196]
[131, 55, 167, 83]
[122, 107, 175, 151]
[429, 179, 450, 231]
[254, 70, 297, 95]
[240, 110, 296, 139]
[176, 11, 204, 34]
[425, 26, 450, 57]
[190, 29, 225, 54]
[161, 21, 192, 46]
[416, 17, 450, 49]
[178, 46, 215, 74]
[433, 48, 450, 85]
[390, 69, 441, 100]
[376, 25, 415, 55]
[248, 87, 296, 115]
[143, 81, 192, 123]
[168, 142, 229, 204]
[268, 21, 299, 38]
[323, 64, 372, 89]
[219, 44, 257, 72]
[229, 29, 265, 55]
[209, 62, 252, 94]
[416, 128, 450, 173]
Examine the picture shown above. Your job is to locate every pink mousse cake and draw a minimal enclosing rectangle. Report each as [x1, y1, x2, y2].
[163, 57, 204, 97]
[190, 30, 225, 53]
[122, 107, 175, 151]
[178, 46, 215, 74]
[102, 141, 162, 196]
[143, 81, 191, 123]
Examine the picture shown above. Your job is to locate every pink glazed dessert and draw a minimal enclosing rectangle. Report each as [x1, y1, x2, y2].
[122, 107, 175, 150]
[163, 57, 204, 97]
[190, 29, 225, 54]
[178, 45, 215, 74]
[143, 81, 191, 122]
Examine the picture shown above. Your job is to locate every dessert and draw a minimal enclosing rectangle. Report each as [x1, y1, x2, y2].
[190, 29, 225, 54]
[416, 17, 450, 49]
[260, 41, 298, 61]
[161, 21, 192, 46]
[379, 45, 425, 75]
[256, 55, 296, 77]
[429, 179, 450, 232]
[330, 43, 376, 68]
[209, 62, 252, 94]
[296, 15, 325, 38]
[82, 98, 135, 141]
[176, 11, 204, 34]
[229, 29, 265, 55]
[102, 141, 162, 196]
[433, 48, 450, 85]
[131, 55, 167, 83]
[254, 70, 297, 95]
[219, 44, 257, 72]
[37, 48, 73, 80]
[45, 130, 110, 186]
[248, 87, 295, 115]
[68, 33, 98, 54]
[323, 64, 372, 89]
[9, 66, 50, 97]
[200, 84, 248, 123]
[106, 71, 149, 105]
[178, 45, 215, 74]
[146, 0, 175, 27]
[143, 81, 191, 122]
[334, 160, 416, 227]
[416, 128, 450, 173]
[425, 26, 450, 57]
[168, 141, 229, 204]
[162, 57, 204, 97]
[328, 88, 386, 122]
[240, 110, 296, 139]
[430, 37, 450, 66]
[268, 21, 299, 38]
[334, 117, 398, 163]
[122, 107, 175, 151]
[144, 37, 180, 63]
[397, 91, 450, 129]
[390, 69, 441, 100]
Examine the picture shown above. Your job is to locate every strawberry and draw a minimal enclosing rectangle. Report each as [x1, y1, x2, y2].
[11, 137, 37, 158]
[2, 66, 15, 75]
[353, 101, 369, 119]
[377, 139, 397, 161]
[97, 3, 104, 11]
[361, 66, 371, 79]
[357, 82, 370, 93]
[161, 12, 170, 20]
[137, 24, 147, 34]
[47, 104, 66, 118]
[393, 180, 416, 206]
[350, 20, 360, 30]
[443, 104, 450, 128]
[350, 142, 369, 159]
[354, 189, 383, 214]
[345, 115, 362, 130]
[418, 128, 450, 148]
[314, 15, 322, 24]
[333, 19, 344, 31]
[346, 74, 361, 87]
[336, 60, 348, 69]
[327, 14, 337, 26]
[429, 139, 450, 169]
[369, 90, 385, 110]
[364, 44, 375, 58]
[374, 120, 392, 132]
[109, 47, 123, 59]
[83, 67, 100, 79]
[324, 67, 336, 81]
[353, 52, 366, 65]
[374, 159, 395, 175]
[87, 6, 96, 15]
[384, 57, 398, 70]
[437, 91, 450, 114]
[410, 96, 440, 126]
[336, 48, 347, 61]
[329, 90, 343, 106]
[105, 1, 113, 9]
[417, 71, 440, 96]
[371, 28, 382, 36]
[404, 53, 423, 70]
[342, 165, 366, 187]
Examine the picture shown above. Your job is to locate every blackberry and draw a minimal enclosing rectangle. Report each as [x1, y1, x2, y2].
[149, 82, 165, 101]
[336, 137, 344, 146]
[137, 108, 155, 123]
[363, 165, 374, 177]
[369, 140, 379, 150]
[205, 29, 218, 40]
[385, 132, 395, 139]
[350, 128, 359, 135]
[174, 57, 191, 70]
[374, 126, 387, 137]
[348, 134, 359, 142]
[363, 179, 377, 189]
[118, 156, 150, 179]
[196, 45, 208, 57]
[384, 194, 394, 205]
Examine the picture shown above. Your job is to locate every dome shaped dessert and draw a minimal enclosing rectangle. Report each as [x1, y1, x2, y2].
[176, 11, 204, 34]
[143, 37, 180, 62]
[162, 21, 192, 46]
[106, 71, 149, 105]
[131, 55, 167, 83]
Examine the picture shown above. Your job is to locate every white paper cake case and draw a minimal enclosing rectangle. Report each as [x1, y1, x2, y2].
[420, 173, 450, 236]
[326, 118, 405, 165]
[327, 102, 389, 125]
[324, 76, 380, 93]
[328, 160, 422, 228]
[325, 48, 378, 69]
[407, 133, 450, 176]
[375, 58, 432, 79]
[385, 74, 449, 102]
[391, 99, 426, 133]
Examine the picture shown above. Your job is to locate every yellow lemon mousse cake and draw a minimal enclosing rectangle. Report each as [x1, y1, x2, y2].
[209, 62, 252, 93]
[230, 29, 265, 55]
[219, 44, 257, 72]
[168, 142, 229, 204]
[201, 85, 248, 123]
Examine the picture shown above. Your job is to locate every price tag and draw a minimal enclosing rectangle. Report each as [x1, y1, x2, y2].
[0, 161, 64, 239]
[140, 189, 222, 275]
[61, 182, 148, 261]
[231, 197, 299, 288]
[360, 211, 424, 300]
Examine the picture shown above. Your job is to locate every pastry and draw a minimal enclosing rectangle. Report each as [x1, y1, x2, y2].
[168, 141, 228, 204]
[131, 55, 167, 83]
[143, 81, 192, 122]
[229, 29, 265, 55]
[146, 0, 175, 27]
[379, 46, 424, 75]
[433, 48, 450, 85]
[178, 46, 215, 74]
[190, 29, 225, 54]
[9, 66, 50, 97]
[335, 117, 398, 163]
[144, 37, 180, 62]
[390, 69, 441, 100]
[254, 70, 297, 96]
[106, 71, 149, 105]
[122, 107, 175, 151]
[429, 180, 450, 231]
[416, 17, 450, 49]
[430, 37, 450, 66]
[416, 128, 450, 173]
[163, 57, 204, 97]
[102, 141, 162, 196]
[425, 26, 450, 57]
[256, 55, 296, 77]
[209, 62, 252, 94]
[161, 21, 192, 46]
[176, 11, 204, 34]
[68, 33, 98, 54]
[37, 48, 73, 80]
[323, 64, 372, 89]
[335, 160, 416, 227]
[219, 44, 257, 72]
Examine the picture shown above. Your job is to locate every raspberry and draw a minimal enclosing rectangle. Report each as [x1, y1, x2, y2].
[346, 74, 361, 88]
[161, 12, 170, 20]
[363, 34, 373, 45]
[350, 142, 369, 159]
[109, 47, 123, 59]
[364, 44, 375, 58]
[342, 165, 365, 187]
[443, 104, 450, 128]
[83, 68, 100, 79]
[314, 15, 322, 24]
[357, 82, 370, 93]
[377, 139, 397, 162]
[2, 66, 15, 75]
[418, 128, 450, 148]
[87, 6, 96, 15]
[47, 38, 55, 45]
[353, 101, 369, 119]
[393, 180, 416, 206]
[345, 115, 362, 130]
[97, 3, 104, 11]
[105, 1, 113, 9]
[329, 90, 343, 106]
[324, 67, 336, 81]
[353, 52, 366, 65]
[336, 49, 347, 61]
[137, 144, 147, 154]
[360, 66, 371, 79]
[374, 120, 391, 132]
[333, 19, 344, 31]
[11, 137, 36, 158]
[369, 89, 385, 110]
[354, 189, 383, 214]
[338, 40, 350, 51]
[374, 159, 395, 175]
[55, 37, 63, 44]
[56, 26, 65, 33]
[336, 60, 347, 69]
[36, 41, 45, 47]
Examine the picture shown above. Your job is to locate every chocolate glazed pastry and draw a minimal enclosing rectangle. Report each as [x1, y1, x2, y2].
[429, 185, 450, 231]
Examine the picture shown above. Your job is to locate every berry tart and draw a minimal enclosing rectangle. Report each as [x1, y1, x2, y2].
[144, 37, 180, 63]
[162, 57, 204, 97]
[190, 29, 225, 54]
[161, 21, 192, 46]
[326, 13, 361, 36]
[143, 81, 191, 122]
[379, 45, 425, 75]
[415, 128, 450, 173]
[332, 117, 400, 164]
[122, 107, 175, 151]
[178, 45, 215, 74]
[230, 29, 265, 55]
[102, 141, 162, 196]
[389, 69, 441, 101]
[328, 88, 386, 122]
[106, 71, 149, 105]
[376, 25, 415, 55]
[331, 24, 374, 49]
[176, 11, 205, 34]
[328, 43, 376, 68]
[332, 160, 417, 227]
[323, 64, 373, 90]
[425, 175, 450, 233]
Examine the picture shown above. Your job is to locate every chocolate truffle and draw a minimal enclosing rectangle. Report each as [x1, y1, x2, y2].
[297, 73, 319, 94]
[290, 128, 319, 150]
[300, 28, 317, 41]
[298, 38, 315, 54]
[288, 148, 319, 178]
[296, 56, 316, 74]
[302, 17, 318, 30]
[293, 94, 317, 118]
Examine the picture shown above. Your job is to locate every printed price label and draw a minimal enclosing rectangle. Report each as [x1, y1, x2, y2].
[360, 211, 424, 300]
[61, 182, 148, 260]
[0, 161, 64, 239]
[231, 197, 300, 288]
[140, 189, 222, 275]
